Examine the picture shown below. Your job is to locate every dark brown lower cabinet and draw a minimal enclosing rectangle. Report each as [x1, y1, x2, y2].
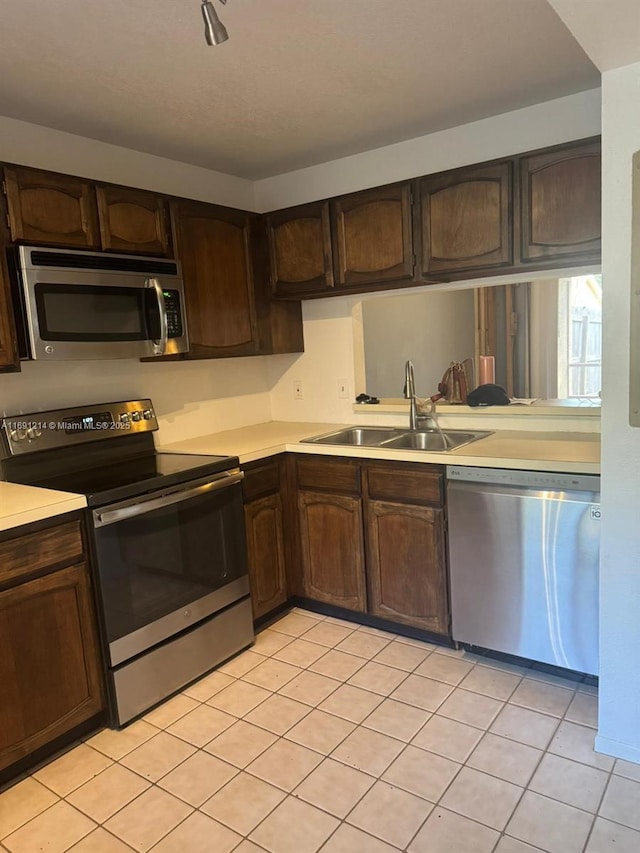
[294, 455, 450, 635]
[298, 490, 367, 612]
[0, 523, 104, 773]
[244, 492, 287, 620]
[366, 500, 448, 633]
[242, 456, 291, 621]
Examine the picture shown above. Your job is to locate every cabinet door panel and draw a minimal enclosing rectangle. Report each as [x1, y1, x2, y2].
[0, 563, 104, 771]
[267, 202, 333, 295]
[4, 166, 99, 248]
[298, 491, 366, 611]
[332, 183, 414, 286]
[420, 162, 512, 276]
[172, 201, 258, 357]
[367, 500, 448, 633]
[97, 186, 170, 256]
[0, 253, 19, 370]
[519, 141, 601, 263]
[245, 493, 287, 620]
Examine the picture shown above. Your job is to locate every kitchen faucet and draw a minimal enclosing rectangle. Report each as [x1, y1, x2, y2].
[404, 360, 441, 433]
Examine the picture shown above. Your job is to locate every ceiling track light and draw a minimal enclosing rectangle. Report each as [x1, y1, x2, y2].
[201, 0, 229, 46]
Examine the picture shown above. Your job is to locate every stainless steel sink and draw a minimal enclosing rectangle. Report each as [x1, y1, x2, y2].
[303, 426, 492, 452]
[379, 429, 492, 452]
[304, 427, 400, 446]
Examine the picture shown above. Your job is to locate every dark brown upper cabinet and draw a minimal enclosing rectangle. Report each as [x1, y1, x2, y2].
[96, 185, 171, 256]
[171, 199, 260, 358]
[331, 183, 414, 287]
[419, 162, 512, 278]
[3, 166, 100, 249]
[266, 201, 334, 296]
[518, 140, 601, 265]
[0, 254, 18, 372]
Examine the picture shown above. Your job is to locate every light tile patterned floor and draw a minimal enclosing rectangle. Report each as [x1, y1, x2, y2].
[2, 607, 640, 853]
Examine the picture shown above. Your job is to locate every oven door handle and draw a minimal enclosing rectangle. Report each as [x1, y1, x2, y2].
[146, 277, 168, 356]
[92, 471, 244, 528]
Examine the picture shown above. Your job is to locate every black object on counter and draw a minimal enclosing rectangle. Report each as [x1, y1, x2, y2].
[467, 384, 510, 407]
[355, 393, 380, 404]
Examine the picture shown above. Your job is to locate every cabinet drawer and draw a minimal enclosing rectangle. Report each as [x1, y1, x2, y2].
[366, 464, 443, 505]
[242, 457, 282, 502]
[296, 457, 361, 496]
[0, 521, 84, 587]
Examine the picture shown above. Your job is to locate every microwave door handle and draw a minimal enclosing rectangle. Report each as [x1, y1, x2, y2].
[146, 277, 168, 355]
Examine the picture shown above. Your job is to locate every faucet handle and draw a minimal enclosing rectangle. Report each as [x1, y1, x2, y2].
[416, 396, 434, 414]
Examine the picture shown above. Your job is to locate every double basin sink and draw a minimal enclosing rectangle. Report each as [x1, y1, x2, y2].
[303, 426, 492, 453]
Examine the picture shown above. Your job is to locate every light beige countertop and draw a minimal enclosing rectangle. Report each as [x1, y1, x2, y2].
[160, 421, 601, 474]
[0, 482, 87, 533]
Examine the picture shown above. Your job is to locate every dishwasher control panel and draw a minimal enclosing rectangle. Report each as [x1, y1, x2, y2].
[446, 466, 600, 493]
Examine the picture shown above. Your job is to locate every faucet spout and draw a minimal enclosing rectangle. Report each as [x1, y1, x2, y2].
[404, 359, 442, 434]
[404, 360, 416, 400]
[404, 360, 418, 430]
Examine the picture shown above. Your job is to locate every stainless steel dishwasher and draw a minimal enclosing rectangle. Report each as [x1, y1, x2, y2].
[447, 466, 600, 675]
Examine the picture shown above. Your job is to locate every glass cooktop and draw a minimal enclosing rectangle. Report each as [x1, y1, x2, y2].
[24, 451, 237, 507]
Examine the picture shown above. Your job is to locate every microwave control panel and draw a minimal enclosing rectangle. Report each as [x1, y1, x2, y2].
[163, 289, 183, 339]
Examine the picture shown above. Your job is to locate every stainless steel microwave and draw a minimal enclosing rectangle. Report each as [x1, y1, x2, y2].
[11, 245, 189, 361]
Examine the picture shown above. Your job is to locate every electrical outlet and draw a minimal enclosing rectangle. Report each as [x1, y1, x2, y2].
[293, 379, 303, 400]
[338, 378, 349, 399]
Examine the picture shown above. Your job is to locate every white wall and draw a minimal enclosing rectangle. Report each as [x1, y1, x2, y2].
[0, 357, 273, 446]
[0, 116, 253, 210]
[268, 297, 356, 424]
[595, 62, 640, 763]
[254, 89, 602, 211]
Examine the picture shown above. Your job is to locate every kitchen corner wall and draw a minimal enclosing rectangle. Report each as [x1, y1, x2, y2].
[268, 296, 357, 424]
[595, 62, 640, 764]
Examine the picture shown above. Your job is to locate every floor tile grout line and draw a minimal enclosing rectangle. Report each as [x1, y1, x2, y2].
[1, 799, 96, 849]
[489, 714, 557, 852]
[206, 618, 446, 848]
[0, 675, 576, 843]
[1, 609, 629, 852]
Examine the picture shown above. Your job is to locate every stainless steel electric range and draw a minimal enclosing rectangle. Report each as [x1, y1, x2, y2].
[1, 399, 254, 726]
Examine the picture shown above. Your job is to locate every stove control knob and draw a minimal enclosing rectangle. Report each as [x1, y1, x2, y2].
[119, 413, 131, 424]
[131, 411, 142, 422]
[26, 427, 42, 440]
[143, 409, 154, 420]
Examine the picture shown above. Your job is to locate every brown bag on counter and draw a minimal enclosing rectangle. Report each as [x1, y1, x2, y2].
[431, 359, 473, 404]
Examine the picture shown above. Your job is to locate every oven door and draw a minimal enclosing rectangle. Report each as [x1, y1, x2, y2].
[21, 268, 188, 360]
[91, 470, 249, 666]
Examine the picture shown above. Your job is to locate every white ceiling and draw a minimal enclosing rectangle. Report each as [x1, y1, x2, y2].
[0, 0, 599, 179]
[548, 0, 640, 72]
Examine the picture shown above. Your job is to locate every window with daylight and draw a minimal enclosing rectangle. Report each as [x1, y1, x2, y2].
[557, 275, 602, 399]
